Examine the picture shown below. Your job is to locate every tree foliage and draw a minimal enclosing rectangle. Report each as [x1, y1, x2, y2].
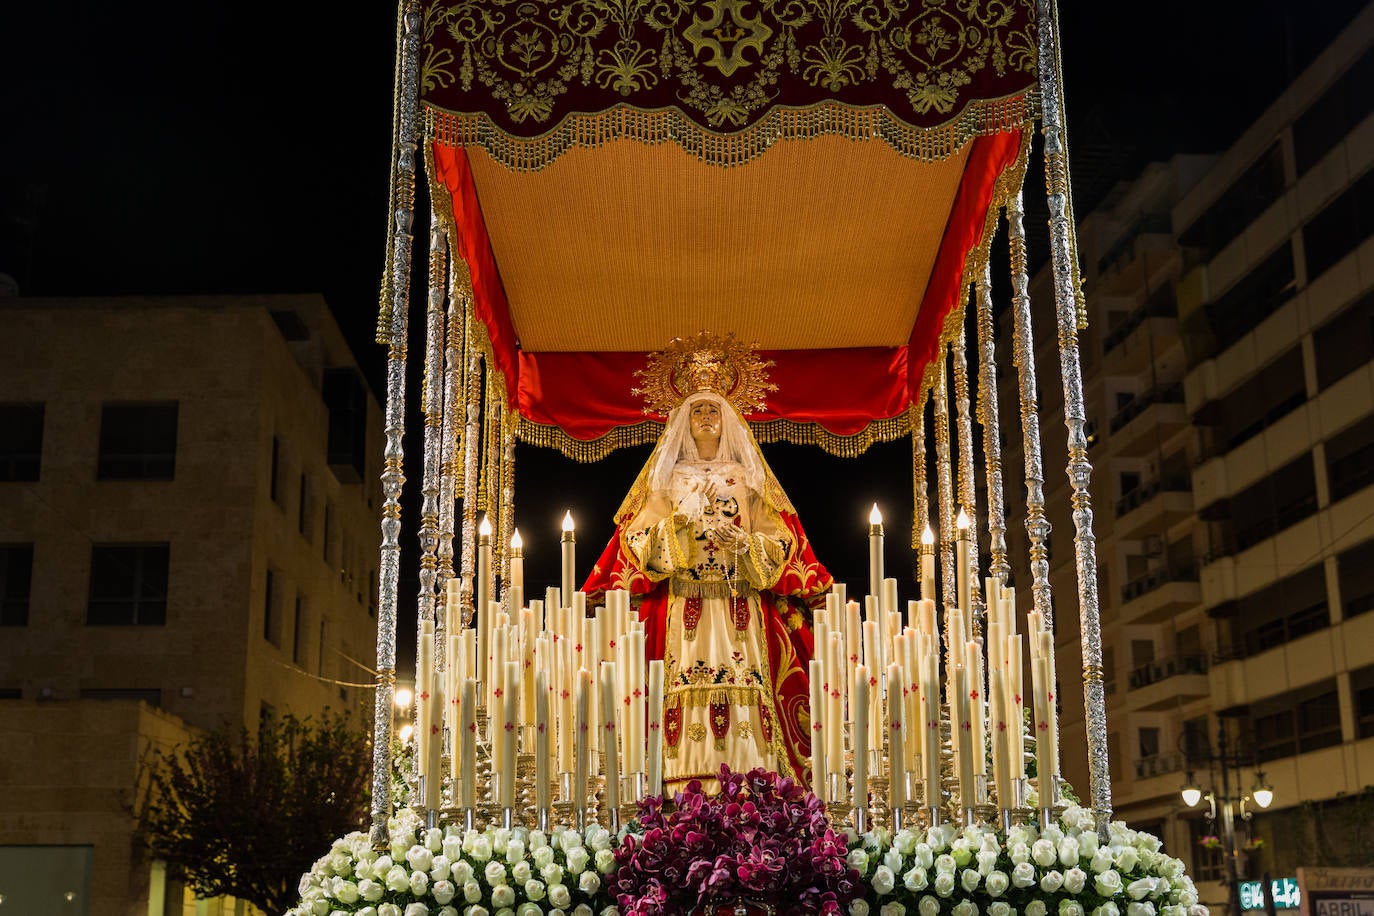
[138, 711, 371, 915]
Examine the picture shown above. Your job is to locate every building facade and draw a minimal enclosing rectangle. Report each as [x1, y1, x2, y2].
[1009, 6, 1374, 910]
[0, 294, 384, 915]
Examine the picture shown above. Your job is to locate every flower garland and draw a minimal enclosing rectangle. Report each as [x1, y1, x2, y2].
[843, 808, 1206, 916]
[290, 809, 618, 916]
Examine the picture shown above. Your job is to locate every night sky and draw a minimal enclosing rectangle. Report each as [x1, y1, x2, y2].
[1, 1, 1366, 672]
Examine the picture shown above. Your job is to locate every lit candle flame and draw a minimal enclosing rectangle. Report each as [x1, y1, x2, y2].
[956, 508, 970, 530]
[562, 510, 575, 533]
[510, 528, 523, 550]
[921, 526, 935, 546]
[394, 687, 414, 709]
[869, 503, 882, 525]
[479, 515, 492, 537]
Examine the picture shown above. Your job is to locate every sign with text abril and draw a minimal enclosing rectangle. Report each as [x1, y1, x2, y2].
[1298, 867, 1374, 916]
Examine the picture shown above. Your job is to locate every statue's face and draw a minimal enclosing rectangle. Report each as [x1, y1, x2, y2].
[689, 399, 722, 444]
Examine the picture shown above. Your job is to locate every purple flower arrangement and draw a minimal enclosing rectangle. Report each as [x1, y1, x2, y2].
[610, 765, 862, 916]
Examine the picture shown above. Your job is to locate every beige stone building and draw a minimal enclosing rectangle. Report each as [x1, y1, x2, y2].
[1006, 6, 1374, 911]
[0, 294, 384, 915]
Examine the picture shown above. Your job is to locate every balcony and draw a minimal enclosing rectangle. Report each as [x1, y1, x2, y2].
[1120, 751, 1189, 803]
[1125, 654, 1210, 711]
[1115, 475, 1194, 539]
[1102, 299, 1179, 375]
[1109, 384, 1188, 457]
[1095, 214, 1176, 296]
[1120, 565, 1202, 624]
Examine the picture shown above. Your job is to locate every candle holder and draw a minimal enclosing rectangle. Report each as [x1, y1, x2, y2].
[1037, 774, 1067, 828]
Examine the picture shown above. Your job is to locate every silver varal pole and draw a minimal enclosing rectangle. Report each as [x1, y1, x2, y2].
[370, 0, 421, 849]
[1036, 0, 1111, 834]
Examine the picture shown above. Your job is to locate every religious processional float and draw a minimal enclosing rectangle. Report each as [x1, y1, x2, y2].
[288, 1, 1208, 915]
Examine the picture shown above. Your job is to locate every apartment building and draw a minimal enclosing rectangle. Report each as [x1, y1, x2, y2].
[0, 294, 384, 915]
[1005, 5, 1374, 908]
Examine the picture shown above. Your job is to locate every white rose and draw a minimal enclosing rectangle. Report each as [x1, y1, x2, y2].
[517, 906, 541, 916]
[595, 849, 617, 874]
[490, 885, 516, 909]
[406, 905, 431, 916]
[360, 879, 385, 902]
[914, 844, 935, 870]
[560, 831, 583, 853]
[1026, 902, 1047, 916]
[885, 849, 906, 873]
[1161, 907, 1186, 916]
[986, 871, 1010, 897]
[452, 861, 474, 885]
[1058, 838, 1080, 867]
[989, 904, 1011, 916]
[1090, 848, 1115, 875]
[566, 847, 590, 875]
[465, 908, 489, 916]
[511, 861, 532, 885]
[386, 866, 412, 893]
[850, 901, 871, 916]
[1010, 844, 1031, 865]
[919, 897, 941, 916]
[549, 883, 573, 908]
[463, 881, 483, 903]
[589, 828, 612, 852]
[895, 831, 919, 856]
[579, 871, 601, 895]
[529, 830, 548, 850]
[542, 864, 565, 886]
[336, 881, 361, 904]
[599, 907, 617, 916]
[952, 902, 978, 916]
[1060, 903, 1084, 916]
[1095, 870, 1123, 897]
[872, 865, 896, 895]
[525, 880, 546, 902]
[1126, 879, 1157, 901]
[444, 835, 464, 862]
[1033, 840, 1058, 867]
[1041, 870, 1064, 893]
[978, 851, 1000, 877]
[1094, 904, 1121, 916]
[379, 906, 402, 916]
[485, 862, 508, 887]
[904, 866, 929, 892]
[952, 840, 975, 868]
[1079, 833, 1099, 859]
[934, 872, 956, 897]
[375, 856, 395, 874]
[506, 841, 526, 866]
[1126, 905, 1155, 916]
[881, 904, 907, 916]
[411, 871, 430, 896]
[431, 856, 452, 882]
[849, 849, 870, 872]
[962, 869, 983, 892]
[1012, 863, 1037, 888]
[533, 846, 555, 869]
[358, 908, 379, 916]
[409, 846, 434, 873]
[935, 855, 957, 875]
[471, 837, 493, 863]
[1064, 867, 1087, 894]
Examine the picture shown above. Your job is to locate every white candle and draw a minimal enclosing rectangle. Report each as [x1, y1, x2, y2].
[558, 632, 576, 772]
[417, 619, 434, 783]
[887, 661, 906, 809]
[521, 608, 537, 726]
[868, 504, 884, 601]
[501, 660, 519, 808]
[509, 529, 524, 591]
[547, 586, 562, 615]
[1007, 635, 1025, 785]
[844, 601, 861, 721]
[826, 633, 844, 775]
[574, 667, 591, 811]
[955, 508, 971, 623]
[478, 515, 493, 694]
[628, 631, 646, 774]
[1032, 655, 1054, 801]
[852, 665, 870, 811]
[920, 527, 936, 601]
[808, 658, 826, 800]
[862, 620, 882, 748]
[1038, 629, 1059, 781]
[647, 659, 664, 797]
[561, 511, 576, 603]
[425, 669, 443, 812]
[990, 665, 1012, 810]
[882, 577, 899, 617]
[535, 667, 551, 812]
[449, 632, 463, 789]
[460, 677, 476, 809]
[489, 620, 507, 747]
[955, 662, 976, 809]
[921, 652, 942, 808]
[600, 661, 620, 814]
[966, 640, 986, 782]
[901, 633, 921, 767]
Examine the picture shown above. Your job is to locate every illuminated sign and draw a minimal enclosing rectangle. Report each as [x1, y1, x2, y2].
[1241, 878, 1301, 910]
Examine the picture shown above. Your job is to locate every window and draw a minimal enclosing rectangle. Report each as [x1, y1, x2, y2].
[97, 402, 178, 480]
[1353, 663, 1374, 739]
[1210, 346, 1306, 455]
[323, 501, 334, 563]
[1178, 142, 1286, 260]
[0, 403, 44, 481]
[1302, 166, 1374, 282]
[1, 544, 34, 626]
[1205, 242, 1298, 355]
[324, 368, 368, 483]
[1102, 646, 1116, 696]
[1249, 680, 1342, 762]
[1226, 453, 1318, 553]
[1293, 47, 1374, 176]
[1231, 563, 1328, 657]
[1327, 414, 1374, 504]
[264, 569, 281, 646]
[292, 594, 306, 665]
[270, 436, 284, 505]
[298, 473, 310, 538]
[1138, 727, 1161, 760]
[87, 543, 169, 625]
[317, 617, 328, 677]
[1314, 289, 1374, 391]
[1338, 538, 1374, 619]
[79, 687, 162, 706]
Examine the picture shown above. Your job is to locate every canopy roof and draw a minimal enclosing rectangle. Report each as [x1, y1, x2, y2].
[405, 0, 1040, 459]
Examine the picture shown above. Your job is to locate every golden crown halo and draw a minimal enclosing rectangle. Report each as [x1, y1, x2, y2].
[633, 331, 777, 417]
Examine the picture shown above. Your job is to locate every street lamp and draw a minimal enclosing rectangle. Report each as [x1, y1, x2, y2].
[1180, 723, 1276, 916]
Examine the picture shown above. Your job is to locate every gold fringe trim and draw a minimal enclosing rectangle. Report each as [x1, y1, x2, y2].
[669, 578, 756, 600]
[423, 93, 1038, 173]
[514, 411, 909, 462]
[665, 683, 768, 707]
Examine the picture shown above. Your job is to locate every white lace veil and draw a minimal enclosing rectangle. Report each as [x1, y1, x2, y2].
[646, 392, 766, 494]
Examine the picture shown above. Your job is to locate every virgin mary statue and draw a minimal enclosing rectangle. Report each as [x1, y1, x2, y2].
[582, 333, 832, 792]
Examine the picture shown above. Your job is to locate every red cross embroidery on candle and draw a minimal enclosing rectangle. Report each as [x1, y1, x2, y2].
[468, 722, 477, 733]
[560, 689, 570, 699]
[537, 723, 546, 733]
[605, 722, 615, 732]
[506, 722, 517, 732]
[1014, 693, 1022, 705]
[609, 639, 617, 649]
[813, 723, 822, 732]
[850, 653, 859, 665]
[1038, 720, 1048, 731]
[970, 689, 979, 700]
[997, 721, 1007, 732]
[1047, 691, 1054, 701]
[493, 687, 503, 699]
[869, 675, 878, 688]
[962, 721, 972, 731]
[431, 724, 440, 735]
[420, 691, 430, 701]
[649, 721, 660, 731]
[623, 696, 631, 706]
[891, 721, 901, 731]
[575, 643, 583, 653]
[633, 688, 643, 699]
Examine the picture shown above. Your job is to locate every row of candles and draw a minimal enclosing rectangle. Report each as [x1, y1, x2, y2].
[408, 506, 1064, 825]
